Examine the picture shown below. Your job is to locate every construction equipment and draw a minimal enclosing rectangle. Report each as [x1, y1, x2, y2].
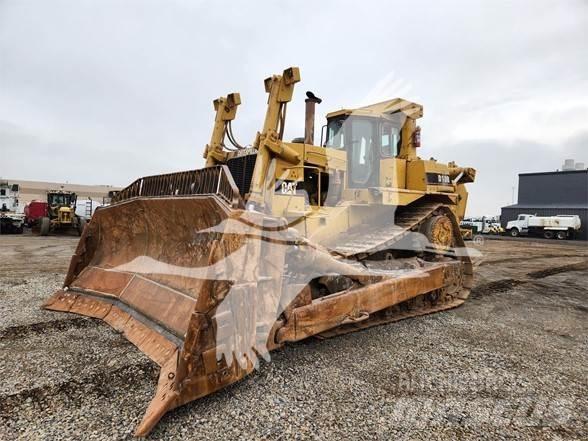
[102, 190, 119, 206]
[460, 227, 474, 240]
[38, 189, 86, 236]
[488, 223, 505, 235]
[461, 216, 504, 235]
[44, 67, 476, 436]
[506, 214, 581, 239]
[0, 181, 24, 234]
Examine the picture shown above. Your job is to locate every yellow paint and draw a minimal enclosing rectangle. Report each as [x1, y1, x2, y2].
[380, 158, 406, 188]
[205, 67, 476, 238]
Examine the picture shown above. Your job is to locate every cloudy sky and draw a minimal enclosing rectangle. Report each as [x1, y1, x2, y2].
[1, 0, 587, 215]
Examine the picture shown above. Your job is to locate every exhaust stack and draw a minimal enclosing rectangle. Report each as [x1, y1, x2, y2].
[304, 91, 322, 145]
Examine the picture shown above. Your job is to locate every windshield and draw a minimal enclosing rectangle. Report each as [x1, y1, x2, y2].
[49, 194, 71, 205]
[325, 116, 380, 187]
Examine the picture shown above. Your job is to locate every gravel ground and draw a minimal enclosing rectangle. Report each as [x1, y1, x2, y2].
[0, 234, 586, 440]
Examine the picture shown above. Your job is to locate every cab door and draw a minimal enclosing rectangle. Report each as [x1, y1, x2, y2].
[347, 118, 378, 188]
[379, 121, 404, 189]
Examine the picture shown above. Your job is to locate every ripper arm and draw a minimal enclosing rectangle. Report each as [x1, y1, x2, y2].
[247, 67, 302, 207]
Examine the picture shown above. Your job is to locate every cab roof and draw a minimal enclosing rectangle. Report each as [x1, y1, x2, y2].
[47, 190, 76, 195]
[326, 98, 423, 120]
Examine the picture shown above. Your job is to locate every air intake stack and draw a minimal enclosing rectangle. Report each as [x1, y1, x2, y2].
[304, 91, 322, 145]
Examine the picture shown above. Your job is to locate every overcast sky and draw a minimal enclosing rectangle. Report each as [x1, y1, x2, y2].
[1, 0, 587, 215]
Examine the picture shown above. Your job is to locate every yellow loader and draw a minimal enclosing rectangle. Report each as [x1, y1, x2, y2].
[44, 67, 476, 436]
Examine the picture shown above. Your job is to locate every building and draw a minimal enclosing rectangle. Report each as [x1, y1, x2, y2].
[501, 167, 588, 240]
[5, 179, 121, 207]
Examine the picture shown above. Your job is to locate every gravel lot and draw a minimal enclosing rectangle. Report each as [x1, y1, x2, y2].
[0, 234, 586, 440]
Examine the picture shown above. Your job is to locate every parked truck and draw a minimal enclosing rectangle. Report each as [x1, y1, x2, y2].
[506, 214, 581, 239]
[461, 216, 503, 235]
[0, 181, 24, 234]
[24, 200, 49, 227]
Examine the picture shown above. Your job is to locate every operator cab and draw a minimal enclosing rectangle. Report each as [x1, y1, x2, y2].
[325, 114, 402, 188]
[48, 192, 76, 207]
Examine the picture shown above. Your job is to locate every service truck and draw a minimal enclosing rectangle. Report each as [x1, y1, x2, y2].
[506, 214, 581, 239]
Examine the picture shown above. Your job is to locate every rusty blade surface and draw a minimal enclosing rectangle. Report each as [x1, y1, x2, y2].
[44, 195, 290, 436]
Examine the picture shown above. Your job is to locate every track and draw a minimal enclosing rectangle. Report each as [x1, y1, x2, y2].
[320, 201, 474, 337]
[329, 201, 448, 257]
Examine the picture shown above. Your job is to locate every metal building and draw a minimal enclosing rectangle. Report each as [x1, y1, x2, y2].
[501, 169, 588, 240]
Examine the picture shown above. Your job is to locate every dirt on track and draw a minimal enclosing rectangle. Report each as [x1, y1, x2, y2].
[0, 234, 586, 440]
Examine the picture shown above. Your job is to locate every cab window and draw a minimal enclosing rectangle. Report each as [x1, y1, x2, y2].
[326, 118, 345, 149]
[49, 194, 70, 205]
[349, 118, 376, 186]
[380, 122, 400, 157]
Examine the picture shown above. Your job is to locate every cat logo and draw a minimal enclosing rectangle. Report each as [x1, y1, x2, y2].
[281, 181, 298, 195]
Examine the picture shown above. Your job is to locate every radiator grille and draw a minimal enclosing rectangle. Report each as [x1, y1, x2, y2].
[227, 153, 257, 197]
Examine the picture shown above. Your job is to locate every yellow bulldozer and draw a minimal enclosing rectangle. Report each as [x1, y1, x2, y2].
[44, 67, 476, 436]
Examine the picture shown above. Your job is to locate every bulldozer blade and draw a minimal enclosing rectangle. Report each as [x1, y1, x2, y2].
[44, 195, 290, 436]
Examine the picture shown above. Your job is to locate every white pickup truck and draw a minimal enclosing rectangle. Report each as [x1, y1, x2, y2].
[506, 214, 581, 240]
